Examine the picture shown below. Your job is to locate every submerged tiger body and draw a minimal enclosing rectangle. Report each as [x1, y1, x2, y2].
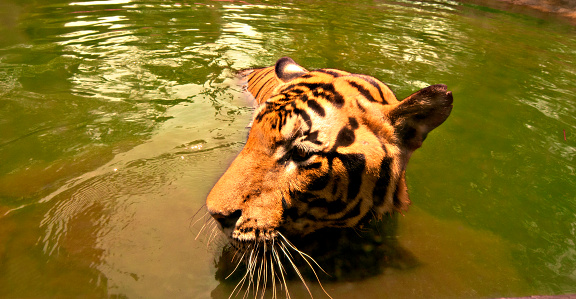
[205, 57, 453, 295]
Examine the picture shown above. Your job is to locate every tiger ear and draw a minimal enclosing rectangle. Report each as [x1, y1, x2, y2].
[275, 57, 307, 83]
[389, 84, 453, 151]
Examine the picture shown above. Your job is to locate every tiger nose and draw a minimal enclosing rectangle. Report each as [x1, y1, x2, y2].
[211, 209, 242, 230]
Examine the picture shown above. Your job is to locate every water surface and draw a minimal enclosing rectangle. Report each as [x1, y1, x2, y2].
[0, 0, 575, 298]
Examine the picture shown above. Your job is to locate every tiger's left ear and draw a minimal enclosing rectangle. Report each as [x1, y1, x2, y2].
[275, 57, 307, 83]
[389, 84, 453, 152]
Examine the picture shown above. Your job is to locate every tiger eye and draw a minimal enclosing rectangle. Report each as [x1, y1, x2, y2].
[292, 147, 311, 162]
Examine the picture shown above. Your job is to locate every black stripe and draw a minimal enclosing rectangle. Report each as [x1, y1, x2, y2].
[299, 193, 317, 203]
[304, 131, 323, 145]
[372, 157, 392, 207]
[334, 126, 355, 148]
[254, 76, 275, 100]
[338, 198, 363, 221]
[289, 88, 305, 95]
[300, 161, 323, 170]
[327, 197, 347, 214]
[339, 153, 366, 200]
[308, 172, 331, 191]
[347, 80, 377, 102]
[295, 82, 323, 91]
[307, 196, 347, 215]
[393, 181, 404, 210]
[276, 111, 284, 131]
[331, 176, 341, 195]
[307, 99, 325, 117]
[314, 69, 343, 77]
[332, 118, 358, 149]
[293, 82, 345, 107]
[381, 144, 388, 154]
[353, 75, 388, 104]
[296, 108, 312, 128]
[260, 84, 276, 102]
[280, 83, 296, 93]
[374, 82, 388, 104]
[249, 67, 273, 88]
[322, 83, 345, 107]
[348, 117, 359, 129]
[284, 207, 301, 220]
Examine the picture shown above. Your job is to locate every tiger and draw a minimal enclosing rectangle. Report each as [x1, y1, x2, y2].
[204, 57, 453, 297]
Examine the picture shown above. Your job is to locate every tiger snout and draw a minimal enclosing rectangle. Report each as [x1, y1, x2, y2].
[207, 204, 282, 243]
[206, 158, 285, 244]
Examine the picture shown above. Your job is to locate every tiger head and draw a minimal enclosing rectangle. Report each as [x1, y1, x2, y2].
[206, 57, 452, 248]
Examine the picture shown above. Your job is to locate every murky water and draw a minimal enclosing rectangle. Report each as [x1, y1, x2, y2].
[1, 0, 575, 298]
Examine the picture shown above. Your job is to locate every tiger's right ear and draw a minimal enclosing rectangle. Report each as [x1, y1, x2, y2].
[275, 57, 307, 83]
[389, 84, 453, 152]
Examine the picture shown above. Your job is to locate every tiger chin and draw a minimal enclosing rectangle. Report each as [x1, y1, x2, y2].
[204, 57, 453, 297]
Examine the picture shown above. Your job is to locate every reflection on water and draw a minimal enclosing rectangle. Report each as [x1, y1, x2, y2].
[34, 90, 251, 297]
[0, 0, 576, 297]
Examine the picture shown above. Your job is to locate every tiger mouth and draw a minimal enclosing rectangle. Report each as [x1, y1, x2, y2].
[230, 228, 279, 249]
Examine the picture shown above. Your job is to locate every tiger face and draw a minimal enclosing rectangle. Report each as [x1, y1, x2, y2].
[206, 57, 453, 249]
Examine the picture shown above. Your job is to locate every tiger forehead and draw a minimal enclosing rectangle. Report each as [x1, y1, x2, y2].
[272, 69, 398, 106]
[252, 68, 398, 147]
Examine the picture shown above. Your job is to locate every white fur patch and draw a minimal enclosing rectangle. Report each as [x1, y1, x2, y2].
[285, 161, 296, 173]
[284, 64, 305, 74]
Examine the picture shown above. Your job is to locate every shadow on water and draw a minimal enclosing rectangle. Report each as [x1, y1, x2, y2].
[211, 214, 419, 298]
[208, 205, 537, 299]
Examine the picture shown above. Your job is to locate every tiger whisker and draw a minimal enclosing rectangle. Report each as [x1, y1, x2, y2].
[261, 242, 268, 299]
[207, 225, 219, 246]
[229, 257, 251, 299]
[239, 245, 258, 299]
[223, 233, 332, 299]
[244, 243, 259, 299]
[231, 243, 243, 262]
[225, 250, 247, 280]
[194, 223, 208, 240]
[209, 221, 221, 243]
[272, 243, 291, 299]
[278, 233, 333, 299]
[294, 250, 332, 299]
[194, 214, 213, 240]
[189, 205, 208, 229]
[278, 233, 329, 276]
[191, 210, 210, 227]
[272, 247, 285, 297]
[241, 245, 255, 299]
[256, 243, 265, 298]
[270, 241, 278, 299]
[278, 241, 313, 299]
[252, 243, 262, 296]
[276, 248, 286, 299]
[251, 243, 264, 299]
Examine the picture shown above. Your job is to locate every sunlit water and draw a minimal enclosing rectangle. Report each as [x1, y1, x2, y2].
[0, 0, 575, 298]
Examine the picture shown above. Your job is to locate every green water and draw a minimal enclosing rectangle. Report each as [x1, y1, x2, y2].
[1, 0, 575, 298]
